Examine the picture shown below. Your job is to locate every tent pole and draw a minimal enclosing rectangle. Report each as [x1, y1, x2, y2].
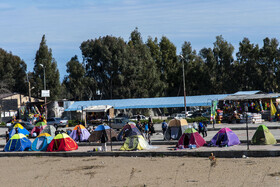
[109, 119, 112, 151]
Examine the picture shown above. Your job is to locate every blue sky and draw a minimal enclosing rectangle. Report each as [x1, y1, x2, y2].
[1, 0, 280, 81]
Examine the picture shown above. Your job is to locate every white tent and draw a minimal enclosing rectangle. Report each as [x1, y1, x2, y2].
[83, 105, 113, 112]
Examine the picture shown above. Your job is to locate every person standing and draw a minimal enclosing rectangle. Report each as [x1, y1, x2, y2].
[77, 126, 81, 142]
[203, 122, 208, 137]
[161, 120, 168, 140]
[100, 130, 108, 151]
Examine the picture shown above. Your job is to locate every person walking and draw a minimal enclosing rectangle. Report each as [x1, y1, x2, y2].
[100, 130, 108, 152]
[161, 120, 168, 140]
[203, 122, 208, 137]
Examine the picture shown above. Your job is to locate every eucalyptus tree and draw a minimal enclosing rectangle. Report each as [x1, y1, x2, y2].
[33, 35, 61, 100]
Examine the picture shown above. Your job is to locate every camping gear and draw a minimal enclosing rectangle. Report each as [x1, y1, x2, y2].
[69, 125, 90, 142]
[176, 128, 206, 148]
[41, 125, 56, 137]
[88, 124, 118, 142]
[120, 135, 149, 151]
[9, 123, 30, 138]
[31, 133, 53, 151]
[47, 133, 78, 152]
[4, 133, 31, 152]
[164, 119, 188, 140]
[117, 122, 142, 141]
[209, 127, 240, 147]
[30, 122, 47, 136]
[251, 125, 277, 145]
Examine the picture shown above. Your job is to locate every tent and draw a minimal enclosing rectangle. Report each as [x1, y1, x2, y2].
[69, 125, 90, 142]
[117, 122, 142, 141]
[88, 124, 118, 142]
[4, 133, 31, 152]
[30, 122, 47, 136]
[9, 123, 30, 138]
[47, 133, 78, 152]
[164, 119, 188, 140]
[31, 133, 53, 151]
[120, 135, 149, 151]
[41, 125, 56, 137]
[176, 128, 206, 148]
[209, 127, 240, 147]
[251, 125, 277, 145]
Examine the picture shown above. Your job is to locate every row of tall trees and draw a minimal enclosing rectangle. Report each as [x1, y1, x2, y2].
[1, 29, 280, 101]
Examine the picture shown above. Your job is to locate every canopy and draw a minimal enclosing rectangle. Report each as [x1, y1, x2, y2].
[83, 105, 112, 112]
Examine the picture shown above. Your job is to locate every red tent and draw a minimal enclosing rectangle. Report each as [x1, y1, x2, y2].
[47, 133, 78, 152]
[176, 128, 206, 148]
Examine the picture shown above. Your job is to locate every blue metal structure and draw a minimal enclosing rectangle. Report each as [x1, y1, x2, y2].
[65, 94, 229, 111]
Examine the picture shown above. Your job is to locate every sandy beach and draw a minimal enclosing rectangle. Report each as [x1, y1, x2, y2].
[1, 156, 280, 187]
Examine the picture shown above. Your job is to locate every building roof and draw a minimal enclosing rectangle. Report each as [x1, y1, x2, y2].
[222, 93, 280, 101]
[64, 94, 229, 111]
[232, 90, 261, 95]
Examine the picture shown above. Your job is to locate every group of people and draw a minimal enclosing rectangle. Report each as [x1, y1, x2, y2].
[193, 121, 208, 137]
[135, 115, 155, 144]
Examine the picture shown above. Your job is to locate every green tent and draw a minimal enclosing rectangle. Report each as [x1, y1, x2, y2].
[251, 125, 277, 145]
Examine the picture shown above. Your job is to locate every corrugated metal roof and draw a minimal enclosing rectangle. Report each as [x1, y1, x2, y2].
[222, 93, 280, 101]
[65, 94, 229, 111]
[233, 90, 261, 95]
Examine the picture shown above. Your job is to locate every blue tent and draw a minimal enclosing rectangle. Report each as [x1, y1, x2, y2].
[31, 133, 53, 151]
[9, 124, 30, 138]
[4, 133, 31, 152]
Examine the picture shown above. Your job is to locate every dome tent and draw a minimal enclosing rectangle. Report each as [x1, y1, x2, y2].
[164, 119, 188, 140]
[251, 125, 277, 145]
[117, 122, 142, 141]
[209, 128, 240, 147]
[31, 133, 53, 151]
[47, 133, 78, 152]
[176, 128, 206, 148]
[9, 123, 30, 138]
[4, 133, 31, 152]
[69, 125, 90, 142]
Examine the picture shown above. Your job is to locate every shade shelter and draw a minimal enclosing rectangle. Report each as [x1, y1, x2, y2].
[88, 124, 118, 142]
[164, 119, 188, 140]
[176, 128, 206, 148]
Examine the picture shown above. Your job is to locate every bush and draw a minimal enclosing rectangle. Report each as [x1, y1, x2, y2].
[0, 122, 6, 126]
[187, 117, 209, 123]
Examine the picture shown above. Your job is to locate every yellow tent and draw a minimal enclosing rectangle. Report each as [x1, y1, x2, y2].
[120, 135, 148, 151]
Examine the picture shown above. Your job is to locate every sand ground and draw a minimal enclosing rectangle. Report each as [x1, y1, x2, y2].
[1, 156, 280, 187]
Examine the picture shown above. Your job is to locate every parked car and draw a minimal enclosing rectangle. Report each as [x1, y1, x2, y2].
[129, 115, 148, 121]
[47, 117, 68, 128]
[108, 117, 129, 130]
[8, 121, 35, 131]
[168, 113, 186, 119]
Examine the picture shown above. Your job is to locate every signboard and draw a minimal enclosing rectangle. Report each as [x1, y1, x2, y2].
[41, 90, 50, 97]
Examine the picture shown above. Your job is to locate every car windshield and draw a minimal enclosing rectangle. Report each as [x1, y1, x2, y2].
[55, 118, 61, 120]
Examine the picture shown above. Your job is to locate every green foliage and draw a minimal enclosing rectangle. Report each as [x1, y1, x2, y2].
[0, 122, 6, 126]
[33, 35, 61, 100]
[187, 117, 209, 123]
